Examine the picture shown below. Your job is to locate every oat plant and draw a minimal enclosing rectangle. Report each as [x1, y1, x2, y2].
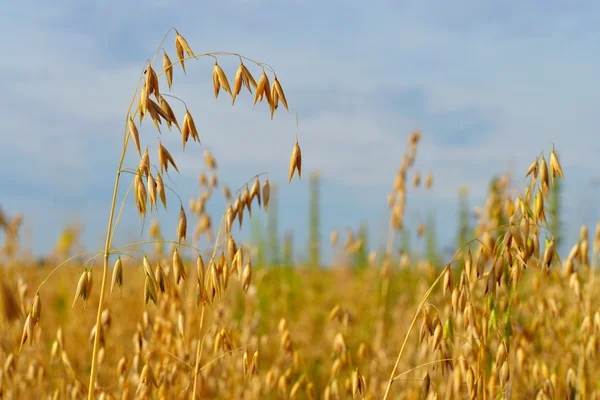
[21, 28, 302, 399]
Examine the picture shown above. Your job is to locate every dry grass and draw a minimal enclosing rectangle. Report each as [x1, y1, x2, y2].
[1, 28, 600, 400]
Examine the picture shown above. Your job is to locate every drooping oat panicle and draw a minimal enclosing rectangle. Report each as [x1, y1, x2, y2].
[178, 205, 187, 244]
[111, 257, 123, 294]
[262, 179, 271, 211]
[155, 173, 167, 210]
[128, 117, 141, 156]
[163, 51, 173, 90]
[158, 142, 179, 174]
[288, 138, 302, 183]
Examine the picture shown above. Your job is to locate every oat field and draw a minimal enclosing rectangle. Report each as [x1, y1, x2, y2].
[1, 29, 599, 400]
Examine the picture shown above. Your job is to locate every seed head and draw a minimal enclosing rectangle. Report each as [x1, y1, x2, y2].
[178, 205, 187, 244]
[262, 179, 271, 211]
[288, 138, 302, 184]
[128, 118, 141, 157]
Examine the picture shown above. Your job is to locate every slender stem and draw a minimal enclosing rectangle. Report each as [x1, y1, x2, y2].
[382, 265, 449, 400]
[192, 305, 206, 399]
[88, 168, 125, 399]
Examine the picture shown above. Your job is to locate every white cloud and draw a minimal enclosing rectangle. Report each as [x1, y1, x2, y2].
[2, 0, 600, 257]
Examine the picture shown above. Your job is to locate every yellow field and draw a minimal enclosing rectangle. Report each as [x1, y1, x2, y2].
[1, 28, 598, 400]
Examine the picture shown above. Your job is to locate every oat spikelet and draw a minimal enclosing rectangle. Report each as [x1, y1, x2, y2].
[540, 155, 549, 194]
[73, 270, 89, 308]
[213, 62, 232, 99]
[173, 247, 187, 285]
[159, 96, 180, 131]
[128, 118, 141, 156]
[163, 51, 173, 90]
[273, 76, 289, 111]
[20, 313, 34, 349]
[31, 293, 41, 324]
[232, 62, 244, 104]
[253, 70, 272, 106]
[175, 30, 193, 73]
[155, 173, 167, 210]
[147, 173, 157, 211]
[288, 138, 302, 184]
[178, 205, 187, 244]
[250, 178, 262, 206]
[158, 142, 179, 174]
[242, 260, 252, 293]
[526, 157, 539, 179]
[182, 109, 200, 148]
[111, 257, 123, 295]
[262, 179, 271, 211]
[241, 63, 257, 92]
[139, 83, 149, 123]
[270, 79, 279, 119]
[145, 64, 159, 99]
[550, 146, 564, 186]
[155, 263, 166, 293]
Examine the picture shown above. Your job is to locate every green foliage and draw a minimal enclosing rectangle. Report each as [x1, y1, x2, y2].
[283, 231, 294, 266]
[308, 172, 321, 268]
[548, 174, 562, 250]
[250, 213, 266, 267]
[267, 184, 281, 266]
[457, 186, 471, 250]
[353, 222, 369, 270]
[425, 211, 439, 266]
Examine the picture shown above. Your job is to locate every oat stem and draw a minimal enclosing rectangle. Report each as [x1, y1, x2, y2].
[192, 305, 206, 399]
[382, 264, 449, 400]
[88, 65, 146, 399]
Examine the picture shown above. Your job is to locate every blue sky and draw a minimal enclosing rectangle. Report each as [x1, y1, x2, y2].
[2, 1, 600, 263]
